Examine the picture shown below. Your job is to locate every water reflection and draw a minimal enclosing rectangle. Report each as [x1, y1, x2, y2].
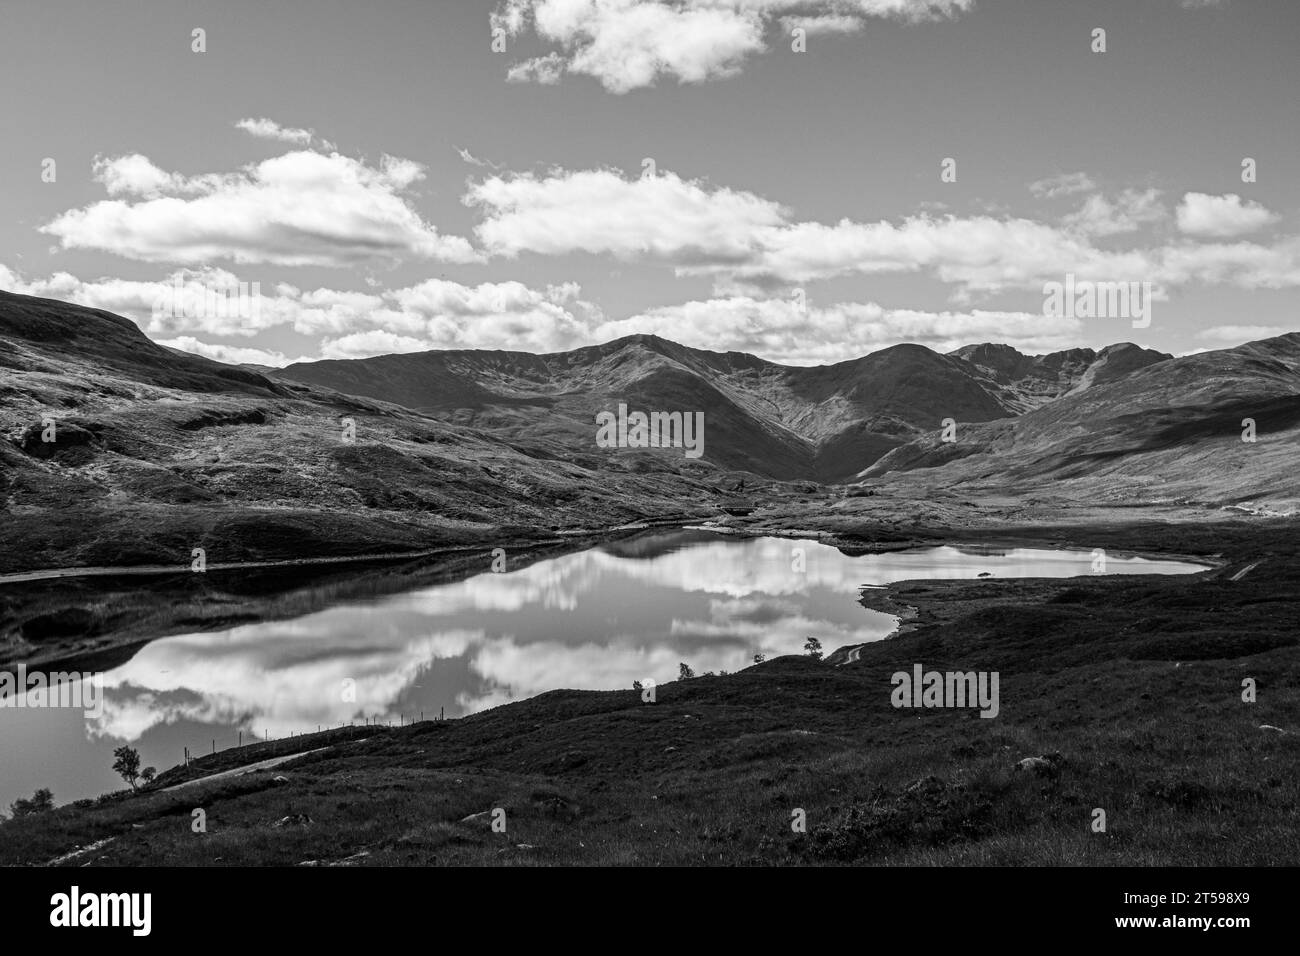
[0, 533, 1204, 807]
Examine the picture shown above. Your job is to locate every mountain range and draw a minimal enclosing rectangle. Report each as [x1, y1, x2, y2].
[276, 335, 1173, 482]
[1, 288, 1297, 584]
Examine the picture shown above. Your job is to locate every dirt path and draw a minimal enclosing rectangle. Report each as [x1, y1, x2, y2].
[160, 747, 331, 792]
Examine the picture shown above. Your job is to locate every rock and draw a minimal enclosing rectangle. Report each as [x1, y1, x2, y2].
[664, 745, 678, 753]
[1015, 752, 1065, 777]
[271, 775, 290, 784]
[1259, 725, 1287, 734]
[460, 810, 494, 824]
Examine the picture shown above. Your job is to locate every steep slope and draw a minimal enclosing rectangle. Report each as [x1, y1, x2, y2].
[864, 333, 1300, 510]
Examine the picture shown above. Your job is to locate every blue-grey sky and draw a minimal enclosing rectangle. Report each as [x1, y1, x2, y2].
[2, 0, 1298, 365]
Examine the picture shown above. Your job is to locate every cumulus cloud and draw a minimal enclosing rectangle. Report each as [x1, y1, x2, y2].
[42, 150, 479, 267]
[467, 167, 787, 262]
[1062, 188, 1165, 237]
[1155, 236, 1300, 288]
[0, 263, 599, 359]
[492, 0, 973, 92]
[595, 294, 1083, 362]
[319, 330, 432, 359]
[1176, 192, 1279, 238]
[156, 336, 303, 367]
[92, 154, 219, 198]
[465, 164, 1300, 295]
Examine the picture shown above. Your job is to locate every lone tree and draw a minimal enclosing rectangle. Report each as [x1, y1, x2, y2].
[8, 787, 54, 818]
[804, 637, 823, 660]
[141, 767, 157, 785]
[112, 745, 142, 791]
[679, 662, 695, 680]
[753, 653, 766, 664]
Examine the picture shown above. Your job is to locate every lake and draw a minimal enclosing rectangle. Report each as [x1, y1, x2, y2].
[0, 530, 1207, 809]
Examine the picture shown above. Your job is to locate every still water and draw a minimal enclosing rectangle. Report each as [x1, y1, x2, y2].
[0, 530, 1205, 808]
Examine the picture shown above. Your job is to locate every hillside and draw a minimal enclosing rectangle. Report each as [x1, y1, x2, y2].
[863, 333, 1300, 512]
[0, 291, 760, 586]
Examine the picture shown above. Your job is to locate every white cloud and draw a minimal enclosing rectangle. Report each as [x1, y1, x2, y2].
[780, 14, 864, 35]
[92, 154, 218, 198]
[0, 264, 279, 337]
[157, 336, 303, 367]
[596, 295, 1083, 363]
[1028, 171, 1097, 199]
[1155, 236, 1300, 289]
[1176, 192, 1279, 238]
[727, 214, 1156, 293]
[319, 330, 431, 359]
[506, 53, 567, 85]
[467, 167, 786, 262]
[454, 146, 504, 170]
[0, 263, 598, 358]
[43, 150, 479, 267]
[1062, 188, 1165, 237]
[492, 1, 973, 93]
[466, 164, 1300, 296]
[234, 117, 320, 147]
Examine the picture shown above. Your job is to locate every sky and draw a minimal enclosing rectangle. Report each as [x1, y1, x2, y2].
[1, 0, 1298, 367]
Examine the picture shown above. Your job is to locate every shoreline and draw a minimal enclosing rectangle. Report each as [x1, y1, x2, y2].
[0, 510, 1247, 674]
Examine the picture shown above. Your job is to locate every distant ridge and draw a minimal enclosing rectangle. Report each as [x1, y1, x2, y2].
[276, 335, 1172, 481]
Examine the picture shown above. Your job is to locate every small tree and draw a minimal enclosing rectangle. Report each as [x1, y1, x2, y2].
[632, 680, 643, 691]
[753, 653, 766, 664]
[112, 745, 142, 791]
[9, 787, 54, 817]
[679, 662, 695, 680]
[804, 637, 823, 661]
[141, 767, 157, 785]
